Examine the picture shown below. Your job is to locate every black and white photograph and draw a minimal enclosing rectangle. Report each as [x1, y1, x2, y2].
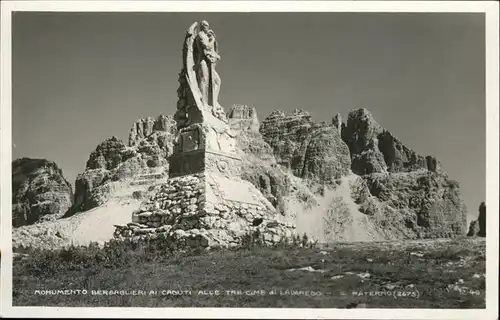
[1, 1, 498, 318]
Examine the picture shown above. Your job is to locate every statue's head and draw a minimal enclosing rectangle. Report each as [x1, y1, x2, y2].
[200, 20, 210, 32]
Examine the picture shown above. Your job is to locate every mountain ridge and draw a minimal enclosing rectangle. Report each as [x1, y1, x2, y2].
[11, 105, 473, 249]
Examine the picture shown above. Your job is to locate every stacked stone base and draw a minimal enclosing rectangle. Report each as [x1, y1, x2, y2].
[114, 172, 296, 248]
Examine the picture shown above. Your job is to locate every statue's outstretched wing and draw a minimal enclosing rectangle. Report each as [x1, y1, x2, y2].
[183, 22, 204, 112]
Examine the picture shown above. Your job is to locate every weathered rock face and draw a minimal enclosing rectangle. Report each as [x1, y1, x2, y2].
[71, 115, 177, 213]
[227, 105, 291, 212]
[259, 109, 351, 183]
[240, 159, 291, 212]
[228, 104, 260, 133]
[342, 108, 440, 175]
[128, 115, 176, 147]
[302, 127, 352, 184]
[72, 169, 113, 213]
[332, 113, 343, 136]
[12, 158, 73, 227]
[468, 202, 486, 237]
[478, 202, 486, 236]
[86, 136, 128, 170]
[259, 109, 313, 173]
[467, 220, 480, 238]
[228, 105, 275, 161]
[362, 172, 468, 238]
[334, 108, 468, 238]
[232, 105, 468, 240]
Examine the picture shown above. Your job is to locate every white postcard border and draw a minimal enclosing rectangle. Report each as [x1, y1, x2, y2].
[1, 1, 498, 319]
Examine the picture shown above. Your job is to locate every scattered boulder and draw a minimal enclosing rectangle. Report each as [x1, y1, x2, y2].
[12, 158, 73, 227]
[132, 190, 145, 200]
[252, 218, 264, 226]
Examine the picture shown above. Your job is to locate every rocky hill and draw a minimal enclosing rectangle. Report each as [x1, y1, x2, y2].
[258, 107, 467, 239]
[12, 158, 73, 227]
[342, 108, 441, 175]
[69, 115, 177, 215]
[467, 202, 486, 237]
[343, 108, 467, 238]
[12, 116, 177, 248]
[12, 106, 469, 249]
[259, 109, 351, 184]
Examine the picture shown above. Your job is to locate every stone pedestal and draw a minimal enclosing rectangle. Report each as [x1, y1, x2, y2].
[168, 149, 242, 179]
[168, 117, 242, 178]
[115, 170, 296, 248]
[115, 120, 296, 248]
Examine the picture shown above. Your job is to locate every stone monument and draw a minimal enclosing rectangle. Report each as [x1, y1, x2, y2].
[115, 21, 296, 248]
[170, 20, 240, 179]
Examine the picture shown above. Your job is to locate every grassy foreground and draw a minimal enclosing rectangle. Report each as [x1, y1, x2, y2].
[13, 237, 485, 308]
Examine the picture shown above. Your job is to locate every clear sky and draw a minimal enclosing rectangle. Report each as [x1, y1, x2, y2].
[11, 12, 485, 222]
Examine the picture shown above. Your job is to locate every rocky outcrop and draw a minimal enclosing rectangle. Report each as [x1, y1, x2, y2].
[72, 168, 114, 213]
[332, 113, 343, 136]
[342, 108, 440, 175]
[237, 106, 468, 239]
[362, 172, 468, 238]
[338, 108, 467, 238]
[302, 127, 352, 184]
[12, 158, 73, 227]
[259, 109, 351, 184]
[228, 104, 260, 133]
[468, 202, 486, 237]
[128, 115, 176, 147]
[259, 109, 314, 174]
[240, 160, 291, 212]
[86, 136, 129, 170]
[71, 115, 177, 214]
[228, 105, 275, 161]
[227, 105, 294, 214]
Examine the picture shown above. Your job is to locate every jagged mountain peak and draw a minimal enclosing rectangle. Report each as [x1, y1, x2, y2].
[12, 157, 73, 227]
